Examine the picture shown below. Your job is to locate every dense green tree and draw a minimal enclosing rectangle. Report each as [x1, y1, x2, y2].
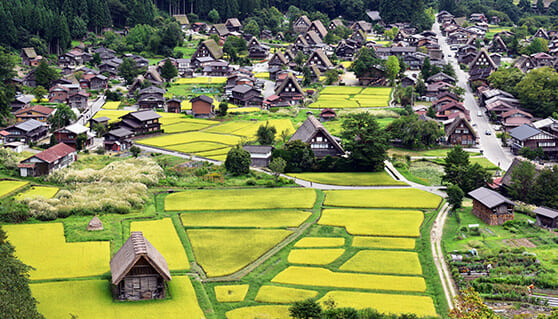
[208, 9, 220, 23]
[269, 157, 286, 182]
[130, 145, 141, 157]
[515, 67, 558, 117]
[324, 69, 338, 85]
[118, 57, 139, 85]
[160, 59, 178, 82]
[525, 37, 549, 54]
[34, 60, 59, 89]
[532, 166, 558, 208]
[47, 104, 77, 131]
[0, 227, 43, 319]
[350, 47, 383, 79]
[341, 112, 389, 172]
[272, 140, 315, 173]
[487, 67, 524, 95]
[256, 122, 277, 145]
[447, 184, 464, 210]
[32, 86, 47, 102]
[0, 47, 15, 126]
[289, 298, 322, 319]
[225, 145, 251, 175]
[218, 102, 228, 116]
[442, 146, 491, 193]
[386, 56, 400, 84]
[508, 160, 536, 202]
[386, 114, 443, 149]
[71, 16, 88, 39]
[244, 20, 260, 37]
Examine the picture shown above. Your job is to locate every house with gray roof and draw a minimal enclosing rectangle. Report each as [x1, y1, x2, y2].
[242, 145, 273, 167]
[468, 187, 515, 225]
[118, 110, 161, 135]
[534, 207, 558, 228]
[4, 119, 48, 144]
[509, 124, 558, 160]
[289, 115, 344, 158]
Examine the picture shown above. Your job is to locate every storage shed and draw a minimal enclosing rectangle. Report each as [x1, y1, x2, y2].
[468, 187, 515, 226]
[110, 231, 171, 301]
[534, 206, 558, 229]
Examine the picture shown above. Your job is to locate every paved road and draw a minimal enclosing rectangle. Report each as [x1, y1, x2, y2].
[78, 95, 106, 126]
[432, 22, 513, 171]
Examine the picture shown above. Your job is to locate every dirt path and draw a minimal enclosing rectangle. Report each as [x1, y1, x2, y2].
[431, 203, 457, 309]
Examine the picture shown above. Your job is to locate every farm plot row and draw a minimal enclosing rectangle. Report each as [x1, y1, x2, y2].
[309, 87, 392, 108]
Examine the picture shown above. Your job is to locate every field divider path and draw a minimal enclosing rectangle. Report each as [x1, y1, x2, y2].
[431, 202, 456, 309]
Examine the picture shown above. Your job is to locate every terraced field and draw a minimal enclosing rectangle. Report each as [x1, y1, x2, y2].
[324, 188, 441, 209]
[309, 86, 392, 108]
[14, 186, 58, 200]
[0, 180, 29, 197]
[287, 248, 345, 265]
[215, 285, 249, 302]
[288, 171, 406, 186]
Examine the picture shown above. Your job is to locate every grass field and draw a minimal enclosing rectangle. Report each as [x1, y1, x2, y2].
[287, 248, 345, 265]
[102, 101, 121, 110]
[0, 180, 29, 197]
[180, 210, 311, 228]
[287, 171, 406, 186]
[321, 87, 363, 95]
[188, 229, 292, 277]
[166, 188, 316, 211]
[318, 291, 437, 317]
[352, 236, 416, 250]
[271, 266, 427, 292]
[388, 147, 457, 157]
[31, 277, 205, 319]
[319, 209, 424, 237]
[324, 189, 441, 209]
[3, 223, 109, 280]
[254, 286, 317, 303]
[214, 284, 250, 302]
[294, 237, 345, 248]
[340, 250, 422, 275]
[226, 305, 290, 319]
[14, 186, 58, 200]
[130, 218, 190, 271]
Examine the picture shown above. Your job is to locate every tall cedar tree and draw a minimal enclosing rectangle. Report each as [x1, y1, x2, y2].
[118, 57, 139, 85]
[160, 58, 177, 82]
[0, 46, 15, 126]
[34, 60, 59, 89]
[341, 112, 389, 172]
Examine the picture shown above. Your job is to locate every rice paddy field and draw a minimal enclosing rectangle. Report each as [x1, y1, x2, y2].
[352, 236, 416, 250]
[14, 186, 58, 200]
[226, 305, 290, 319]
[102, 101, 121, 110]
[287, 171, 406, 186]
[165, 188, 316, 211]
[309, 86, 392, 108]
[319, 209, 424, 237]
[31, 276, 205, 319]
[180, 210, 311, 228]
[294, 237, 345, 248]
[287, 248, 345, 265]
[130, 218, 190, 270]
[174, 77, 227, 84]
[339, 250, 422, 275]
[324, 189, 442, 209]
[214, 285, 249, 302]
[0, 180, 29, 197]
[254, 286, 318, 303]
[187, 229, 292, 277]
[3, 223, 110, 280]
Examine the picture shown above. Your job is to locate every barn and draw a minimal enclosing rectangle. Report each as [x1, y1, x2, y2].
[468, 187, 515, 226]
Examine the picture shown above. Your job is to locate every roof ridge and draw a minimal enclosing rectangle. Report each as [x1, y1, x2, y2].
[131, 231, 148, 254]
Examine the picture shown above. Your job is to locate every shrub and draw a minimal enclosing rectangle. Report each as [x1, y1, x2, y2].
[0, 198, 30, 223]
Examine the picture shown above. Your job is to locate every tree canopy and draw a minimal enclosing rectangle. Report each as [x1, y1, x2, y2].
[225, 145, 251, 175]
[386, 114, 443, 149]
[515, 67, 558, 118]
[442, 146, 492, 193]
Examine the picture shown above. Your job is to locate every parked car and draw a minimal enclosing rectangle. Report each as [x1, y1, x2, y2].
[485, 129, 491, 135]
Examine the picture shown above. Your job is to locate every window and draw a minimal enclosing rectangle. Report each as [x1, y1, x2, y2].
[538, 142, 556, 147]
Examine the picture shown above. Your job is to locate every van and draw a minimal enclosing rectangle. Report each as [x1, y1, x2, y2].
[477, 111, 482, 117]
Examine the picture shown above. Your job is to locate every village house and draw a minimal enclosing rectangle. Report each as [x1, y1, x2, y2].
[103, 128, 134, 151]
[335, 40, 358, 61]
[53, 123, 94, 149]
[356, 65, 387, 86]
[110, 232, 171, 301]
[225, 18, 242, 32]
[248, 44, 269, 59]
[400, 76, 417, 88]
[308, 20, 328, 39]
[351, 21, 372, 34]
[4, 119, 48, 144]
[58, 49, 92, 67]
[444, 113, 477, 146]
[274, 73, 305, 106]
[20, 47, 42, 66]
[293, 15, 312, 33]
[531, 52, 555, 68]
[426, 81, 454, 98]
[18, 143, 77, 177]
[137, 86, 165, 109]
[118, 110, 161, 135]
[99, 61, 120, 76]
[509, 124, 558, 160]
[191, 39, 223, 67]
[533, 118, 558, 136]
[304, 31, 323, 46]
[268, 51, 289, 67]
[436, 101, 469, 120]
[190, 95, 215, 118]
[201, 60, 232, 76]
[190, 22, 208, 33]
[532, 28, 549, 41]
[10, 95, 33, 113]
[68, 92, 89, 109]
[350, 30, 367, 46]
[208, 24, 229, 38]
[534, 207, 558, 229]
[514, 55, 535, 73]
[488, 36, 508, 53]
[319, 108, 336, 122]
[14, 105, 54, 124]
[229, 85, 263, 107]
[468, 187, 515, 225]
[289, 115, 345, 158]
[242, 145, 273, 167]
[328, 19, 343, 30]
[90, 116, 110, 130]
[304, 49, 333, 72]
[165, 98, 182, 113]
[172, 14, 189, 29]
[500, 109, 534, 132]
[426, 72, 456, 85]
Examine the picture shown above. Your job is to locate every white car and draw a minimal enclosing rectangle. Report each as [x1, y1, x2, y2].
[485, 129, 491, 135]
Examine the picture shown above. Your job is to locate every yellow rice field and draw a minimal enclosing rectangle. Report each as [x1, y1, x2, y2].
[271, 266, 427, 292]
[180, 210, 311, 228]
[324, 189, 441, 209]
[254, 286, 318, 303]
[319, 209, 424, 237]
[137, 131, 242, 147]
[226, 305, 290, 319]
[188, 229, 292, 277]
[130, 218, 190, 270]
[294, 237, 345, 248]
[0, 180, 29, 197]
[14, 186, 58, 200]
[102, 101, 121, 109]
[352, 236, 416, 250]
[340, 250, 423, 275]
[214, 285, 250, 302]
[287, 248, 345, 265]
[318, 291, 437, 317]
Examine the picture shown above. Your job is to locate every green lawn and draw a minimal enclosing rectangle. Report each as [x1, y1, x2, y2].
[287, 171, 406, 186]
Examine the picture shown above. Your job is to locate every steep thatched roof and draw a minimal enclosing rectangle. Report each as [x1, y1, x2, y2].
[289, 115, 345, 154]
[275, 73, 304, 95]
[201, 39, 223, 59]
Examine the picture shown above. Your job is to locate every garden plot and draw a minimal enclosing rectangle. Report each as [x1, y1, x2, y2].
[319, 209, 424, 237]
[318, 291, 437, 317]
[205, 121, 255, 134]
[137, 131, 242, 147]
[228, 107, 262, 113]
[130, 218, 190, 271]
[254, 286, 317, 303]
[352, 236, 415, 250]
[3, 223, 110, 280]
[271, 266, 427, 292]
[231, 119, 295, 139]
[287, 248, 345, 265]
[187, 229, 292, 277]
[166, 188, 316, 211]
[31, 276, 205, 319]
[294, 237, 345, 248]
[340, 250, 422, 275]
[324, 189, 441, 209]
[226, 305, 290, 319]
[287, 171, 406, 186]
[215, 284, 250, 302]
[0, 180, 29, 197]
[14, 186, 58, 200]
[180, 210, 311, 228]
[360, 87, 393, 96]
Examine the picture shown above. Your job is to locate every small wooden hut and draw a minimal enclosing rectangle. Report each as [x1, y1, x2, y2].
[87, 215, 103, 231]
[110, 231, 171, 301]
